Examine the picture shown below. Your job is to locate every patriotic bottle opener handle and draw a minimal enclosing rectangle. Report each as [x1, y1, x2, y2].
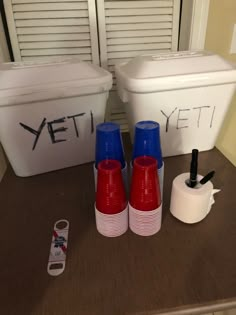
[47, 219, 69, 276]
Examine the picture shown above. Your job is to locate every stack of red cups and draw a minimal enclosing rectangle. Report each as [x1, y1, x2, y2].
[95, 160, 128, 237]
[129, 156, 162, 236]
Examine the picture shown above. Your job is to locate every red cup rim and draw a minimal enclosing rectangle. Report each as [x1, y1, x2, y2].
[133, 156, 157, 170]
[98, 159, 121, 173]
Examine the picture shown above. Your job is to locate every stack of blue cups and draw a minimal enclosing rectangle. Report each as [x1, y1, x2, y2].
[132, 121, 164, 199]
[94, 122, 127, 192]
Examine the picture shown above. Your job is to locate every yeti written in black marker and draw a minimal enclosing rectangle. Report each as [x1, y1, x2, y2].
[160, 106, 216, 132]
[19, 111, 95, 151]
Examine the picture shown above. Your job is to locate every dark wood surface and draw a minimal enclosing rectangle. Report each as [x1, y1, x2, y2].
[0, 134, 236, 315]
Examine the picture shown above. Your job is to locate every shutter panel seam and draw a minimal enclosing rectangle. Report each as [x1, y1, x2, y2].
[4, 0, 21, 60]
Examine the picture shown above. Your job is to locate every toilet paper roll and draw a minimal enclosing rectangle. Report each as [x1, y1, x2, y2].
[170, 173, 220, 224]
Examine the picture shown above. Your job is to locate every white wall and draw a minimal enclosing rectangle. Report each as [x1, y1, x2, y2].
[205, 0, 236, 166]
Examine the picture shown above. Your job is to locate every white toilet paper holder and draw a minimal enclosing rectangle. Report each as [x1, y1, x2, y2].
[207, 189, 221, 214]
[170, 173, 220, 224]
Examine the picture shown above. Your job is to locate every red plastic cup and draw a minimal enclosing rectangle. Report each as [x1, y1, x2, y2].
[130, 156, 161, 211]
[96, 160, 127, 215]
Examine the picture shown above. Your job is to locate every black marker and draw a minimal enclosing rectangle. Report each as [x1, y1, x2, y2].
[200, 171, 215, 185]
[188, 149, 198, 188]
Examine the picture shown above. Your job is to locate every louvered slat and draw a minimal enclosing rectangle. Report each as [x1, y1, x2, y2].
[4, 0, 99, 64]
[15, 18, 89, 27]
[108, 36, 171, 45]
[22, 54, 92, 62]
[13, 3, 88, 11]
[106, 15, 172, 24]
[109, 109, 125, 118]
[13, 0, 85, 3]
[109, 117, 127, 125]
[107, 29, 172, 38]
[105, 1, 173, 9]
[108, 49, 170, 59]
[107, 43, 171, 52]
[106, 22, 172, 31]
[21, 47, 91, 56]
[97, 0, 180, 131]
[106, 8, 172, 16]
[17, 26, 90, 34]
[19, 41, 91, 49]
[18, 33, 90, 42]
[14, 11, 89, 19]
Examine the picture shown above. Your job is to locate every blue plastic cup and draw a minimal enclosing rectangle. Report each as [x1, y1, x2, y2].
[95, 122, 125, 169]
[132, 121, 163, 169]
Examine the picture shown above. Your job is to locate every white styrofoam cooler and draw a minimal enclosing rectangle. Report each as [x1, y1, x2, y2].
[0, 59, 112, 176]
[115, 51, 236, 156]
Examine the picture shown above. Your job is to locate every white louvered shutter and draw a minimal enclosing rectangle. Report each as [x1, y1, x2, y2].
[4, 0, 99, 63]
[97, 0, 181, 131]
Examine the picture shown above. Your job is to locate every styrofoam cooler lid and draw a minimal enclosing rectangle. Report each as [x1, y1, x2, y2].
[0, 58, 112, 106]
[115, 51, 236, 95]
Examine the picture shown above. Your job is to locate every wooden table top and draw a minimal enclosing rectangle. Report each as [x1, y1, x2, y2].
[0, 134, 236, 315]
